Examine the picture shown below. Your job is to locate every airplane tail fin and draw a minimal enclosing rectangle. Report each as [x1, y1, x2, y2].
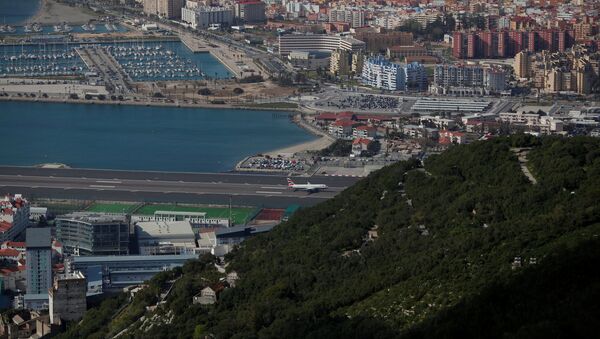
[287, 178, 294, 187]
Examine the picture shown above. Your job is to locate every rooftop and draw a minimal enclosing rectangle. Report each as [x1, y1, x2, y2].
[57, 212, 127, 224]
[26, 228, 51, 249]
[135, 220, 195, 240]
[71, 254, 198, 263]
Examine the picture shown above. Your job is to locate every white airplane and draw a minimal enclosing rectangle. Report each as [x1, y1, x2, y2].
[287, 178, 328, 193]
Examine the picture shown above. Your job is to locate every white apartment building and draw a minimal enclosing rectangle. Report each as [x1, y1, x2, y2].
[181, 6, 233, 29]
[432, 64, 506, 94]
[0, 194, 30, 243]
[499, 111, 564, 134]
[329, 9, 365, 28]
[361, 56, 427, 91]
[361, 56, 405, 91]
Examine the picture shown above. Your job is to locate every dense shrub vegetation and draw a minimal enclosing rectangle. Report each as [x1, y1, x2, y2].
[60, 136, 600, 338]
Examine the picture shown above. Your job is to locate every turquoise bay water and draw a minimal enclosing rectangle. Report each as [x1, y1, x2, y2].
[0, 101, 314, 172]
[0, 0, 41, 24]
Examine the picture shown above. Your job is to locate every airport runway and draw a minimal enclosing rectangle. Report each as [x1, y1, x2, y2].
[0, 166, 360, 207]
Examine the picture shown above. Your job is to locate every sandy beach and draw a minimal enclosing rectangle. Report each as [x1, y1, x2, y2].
[265, 115, 335, 157]
[30, 0, 99, 25]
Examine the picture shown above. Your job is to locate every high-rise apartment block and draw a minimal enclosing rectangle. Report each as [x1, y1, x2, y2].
[453, 29, 574, 59]
[329, 9, 365, 28]
[234, 0, 266, 23]
[144, 0, 185, 19]
[361, 56, 427, 91]
[25, 228, 52, 310]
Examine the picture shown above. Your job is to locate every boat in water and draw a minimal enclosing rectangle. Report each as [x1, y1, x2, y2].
[6, 25, 15, 33]
[24, 24, 32, 33]
[54, 22, 72, 33]
[82, 23, 96, 31]
[32, 23, 43, 32]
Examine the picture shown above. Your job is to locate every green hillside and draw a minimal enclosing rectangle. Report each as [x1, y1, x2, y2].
[57, 136, 600, 339]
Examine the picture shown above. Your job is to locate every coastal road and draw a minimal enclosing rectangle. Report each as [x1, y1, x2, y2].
[0, 167, 360, 207]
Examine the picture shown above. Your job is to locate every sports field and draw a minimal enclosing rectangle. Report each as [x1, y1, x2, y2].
[86, 202, 138, 214]
[135, 204, 255, 225]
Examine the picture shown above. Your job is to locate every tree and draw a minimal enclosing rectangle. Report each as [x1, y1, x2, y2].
[233, 87, 244, 95]
[198, 88, 212, 96]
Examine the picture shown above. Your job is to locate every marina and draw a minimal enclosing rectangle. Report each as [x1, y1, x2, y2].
[0, 43, 86, 77]
[0, 41, 231, 81]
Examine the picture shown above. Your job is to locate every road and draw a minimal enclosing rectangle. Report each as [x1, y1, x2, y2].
[0, 167, 359, 207]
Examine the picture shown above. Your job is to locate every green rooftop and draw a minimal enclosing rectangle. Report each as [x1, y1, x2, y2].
[86, 202, 138, 214]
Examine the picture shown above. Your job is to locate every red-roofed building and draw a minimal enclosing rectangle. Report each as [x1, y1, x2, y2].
[0, 248, 21, 261]
[439, 130, 466, 145]
[52, 240, 63, 256]
[352, 138, 372, 155]
[354, 114, 397, 123]
[0, 194, 30, 243]
[353, 125, 377, 139]
[0, 266, 26, 291]
[2, 241, 26, 252]
[329, 120, 358, 138]
[315, 112, 339, 124]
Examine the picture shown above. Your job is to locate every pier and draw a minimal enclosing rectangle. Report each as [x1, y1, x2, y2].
[76, 45, 132, 94]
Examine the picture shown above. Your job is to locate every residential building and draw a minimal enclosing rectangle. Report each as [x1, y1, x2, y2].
[329, 9, 364, 28]
[361, 56, 402, 91]
[523, 46, 600, 94]
[0, 266, 26, 292]
[25, 228, 52, 310]
[328, 120, 357, 138]
[48, 271, 87, 325]
[514, 50, 531, 79]
[135, 220, 197, 255]
[181, 6, 233, 29]
[0, 194, 30, 243]
[354, 31, 413, 53]
[484, 67, 507, 92]
[234, 0, 266, 23]
[439, 130, 466, 144]
[351, 138, 372, 156]
[353, 125, 376, 139]
[330, 49, 351, 76]
[192, 284, 224, 305]
[498, 107, 564, 134]
[55, 213, 129, 256]
[144, 0, 184, 19]
[452, 29, 574, 59]
[431, 64, 506, 94]
[362, 56, 426, 91]
[401, 124, 439, 139]
[387, 45, 434, 60]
